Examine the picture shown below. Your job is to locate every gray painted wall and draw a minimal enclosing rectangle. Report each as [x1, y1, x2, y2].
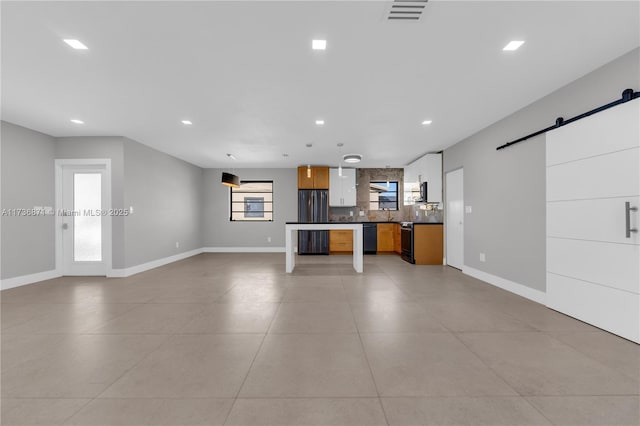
[203, 168, 297, 248]
[55, 136, 127, 269]
[123, 139, 203, 267]
[1, 122, 56, 279]
[443, 47, 640, 292]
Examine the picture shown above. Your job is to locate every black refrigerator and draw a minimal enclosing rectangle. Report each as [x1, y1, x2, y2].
[298, 189, 329, 255]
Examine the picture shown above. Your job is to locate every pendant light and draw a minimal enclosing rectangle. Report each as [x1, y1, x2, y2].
[307, 164, 311, 178]
[221, 154, 240, 188]
[221, 172, 240, 188]
[337, 143, 344, 177]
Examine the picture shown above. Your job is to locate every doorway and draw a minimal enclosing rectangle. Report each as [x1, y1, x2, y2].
[55, 159, 112, 276]
[445, 168, 464, 270]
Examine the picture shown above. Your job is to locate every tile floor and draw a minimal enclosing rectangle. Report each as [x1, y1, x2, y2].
[1, 253, 638, 425]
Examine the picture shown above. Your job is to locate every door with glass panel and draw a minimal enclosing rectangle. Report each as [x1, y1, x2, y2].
[61, 166, 107, 275]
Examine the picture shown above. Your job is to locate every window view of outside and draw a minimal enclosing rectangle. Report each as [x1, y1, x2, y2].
[369, 181, 398, 210]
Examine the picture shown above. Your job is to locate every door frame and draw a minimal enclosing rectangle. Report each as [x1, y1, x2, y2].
[445, 167, 464, 269]
[54, 159, 112, 276]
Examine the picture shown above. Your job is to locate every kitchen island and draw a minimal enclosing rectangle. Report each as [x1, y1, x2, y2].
[285, 222, 364, 273]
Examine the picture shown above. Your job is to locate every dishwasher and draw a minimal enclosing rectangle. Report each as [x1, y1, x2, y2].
[363, 223, 377, 254]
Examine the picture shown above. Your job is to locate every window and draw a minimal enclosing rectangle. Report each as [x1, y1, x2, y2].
[230, 181, 273, 221]
[369, 181, 398, 210]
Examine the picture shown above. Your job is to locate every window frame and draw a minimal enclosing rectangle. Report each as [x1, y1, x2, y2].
[229, 180, 274, 222]
[369, 180, 399, 211]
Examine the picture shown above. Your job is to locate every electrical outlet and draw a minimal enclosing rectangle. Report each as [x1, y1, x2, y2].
[359, 211, 365, 217]
[175, 241, 180, 249]
[267, 236, 271, 243]
[349, 211, 353, 217]
[479, 253, 486, 262]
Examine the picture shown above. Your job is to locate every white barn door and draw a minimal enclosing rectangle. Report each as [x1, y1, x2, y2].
[546, 98, 639, 343]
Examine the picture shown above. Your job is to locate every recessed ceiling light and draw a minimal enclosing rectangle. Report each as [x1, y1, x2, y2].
[181, 120, 193, 125]
[503, 40, 525, 51]
[312, 39, 327, 50]
[422, 120, 432, 125]
[343, 154, 363, 164]
[63, 39, 88, 50]
[315, 119, 325, 125]
[70, 119, 84, 124]
[227, 153, 237, 160]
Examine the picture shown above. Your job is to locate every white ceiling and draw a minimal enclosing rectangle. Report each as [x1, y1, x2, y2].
[2, 1, 638, 168]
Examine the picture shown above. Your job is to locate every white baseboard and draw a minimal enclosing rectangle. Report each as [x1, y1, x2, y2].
[463, 265, 546, 304]
[1, 269, 61, 290]
[203, 247, 286, 253]
[108, 248, 204, 278]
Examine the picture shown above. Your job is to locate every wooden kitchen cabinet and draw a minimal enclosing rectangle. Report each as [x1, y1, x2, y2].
[298, 166, 329, 189]
[394, 223, 401, 254]
[414, 224, 443, 265]
[329, 229, 353, 253]
[376, 223, 395, 252]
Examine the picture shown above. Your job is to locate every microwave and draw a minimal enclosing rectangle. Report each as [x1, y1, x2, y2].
[419, 182, 428, 202]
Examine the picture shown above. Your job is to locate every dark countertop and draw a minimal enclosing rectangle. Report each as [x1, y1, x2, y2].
[286, 221, 443, 225]
[286, 222, 365, 225]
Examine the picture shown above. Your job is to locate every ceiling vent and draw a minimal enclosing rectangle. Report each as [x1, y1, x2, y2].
[386, 0, 429, 21]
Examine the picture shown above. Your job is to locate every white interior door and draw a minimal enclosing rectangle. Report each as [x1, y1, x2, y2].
[446, 168, 464, 269]
[546, 98, 639, 343]
[59, 163, 110, 276]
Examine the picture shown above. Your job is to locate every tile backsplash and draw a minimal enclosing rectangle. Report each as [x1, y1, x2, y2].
[329, 168, 443, 222]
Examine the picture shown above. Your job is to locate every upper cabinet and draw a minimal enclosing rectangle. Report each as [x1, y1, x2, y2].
[298, 166, 329, 189]
[329, 168, 357, 207]
[403, 153, 442, 204]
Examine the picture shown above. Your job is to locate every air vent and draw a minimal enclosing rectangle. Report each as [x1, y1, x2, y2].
[386, 0, 429, 21]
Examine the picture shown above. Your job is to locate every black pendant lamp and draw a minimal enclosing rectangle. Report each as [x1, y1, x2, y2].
[221, 153, 240, 188]
[221, 172, 240, 188]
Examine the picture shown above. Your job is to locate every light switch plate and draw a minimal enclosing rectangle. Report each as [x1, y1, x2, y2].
[359, 211, 365, 216]
[465, 206, 472, 213]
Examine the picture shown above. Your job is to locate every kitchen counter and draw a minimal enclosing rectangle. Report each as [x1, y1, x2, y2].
[284, 223, 363, 273]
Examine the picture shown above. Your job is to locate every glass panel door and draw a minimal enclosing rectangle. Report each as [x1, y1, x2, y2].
[73, 173, 102, 261]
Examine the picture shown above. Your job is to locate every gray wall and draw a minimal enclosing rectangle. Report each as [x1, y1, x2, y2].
[55, 136, 127, 269]
[123, 139, 203, 267]
[443, 47, 640, 292]
[1, 122, 56, 279]
[203, 168, 297, 248]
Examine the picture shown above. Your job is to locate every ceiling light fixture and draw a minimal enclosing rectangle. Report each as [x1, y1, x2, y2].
[226, 153, 237, 160]
[503, 40, 525, 51]
[70, 119, 84, 124]
[63, 39, 88, 50]
[315, 119, 325, 125]
[422, 120, 432, 125]
[221, 172, 240, 188]
[312, 39, 327, 50]
[343, 154, 362, 164]
[181, 120, 193, 125]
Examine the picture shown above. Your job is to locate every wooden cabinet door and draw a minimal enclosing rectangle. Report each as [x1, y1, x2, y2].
[314, 167, 329, 189]
[298, 166, 314, 189]
[414, 225, 443, 265]
[329, 230, 353, 253]
[377, 224, 395, 252]
[394, 224, 401, 254]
